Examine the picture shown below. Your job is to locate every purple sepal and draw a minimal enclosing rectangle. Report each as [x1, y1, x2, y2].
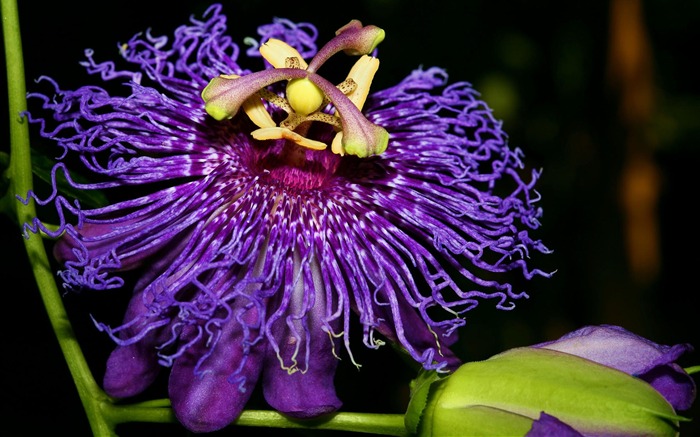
[526, 412, 584, 437]
[535, 324, 696, 410]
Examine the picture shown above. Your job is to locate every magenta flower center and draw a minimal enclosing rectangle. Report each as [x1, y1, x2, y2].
[251, 139, 343, 191]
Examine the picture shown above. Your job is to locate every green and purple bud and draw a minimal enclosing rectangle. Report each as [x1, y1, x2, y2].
[407, 325, 695, 436]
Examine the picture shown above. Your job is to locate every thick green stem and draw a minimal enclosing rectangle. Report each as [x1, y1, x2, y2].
[101, 401, 408, 435]
[235, 411, 409, 436]
[102, 401, 177, 426]
[2, 0, 114, 435]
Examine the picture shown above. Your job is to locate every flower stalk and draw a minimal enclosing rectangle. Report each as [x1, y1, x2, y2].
[2, 0, 116, 434]
[235, 411, 408, 436]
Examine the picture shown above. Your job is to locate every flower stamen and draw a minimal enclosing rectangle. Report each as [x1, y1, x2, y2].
[260, 38, 309, 69]
[202, 21, 389, 158]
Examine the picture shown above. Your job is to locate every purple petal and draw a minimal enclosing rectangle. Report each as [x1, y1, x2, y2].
[169, 305, 265, 433]
[103, 287, 165, 398]
[263, 327, 342, 419]
[103, 233, 200, 397]
[535, 325, 696, 410]
[639, 362, 697, 411]
[526, 412, 584, 437]
[261, 270, 343, 418]
[373, 285, 462, 372]
[54, 218, 169, 273]
[535, 325, 679, 375]
[104, 343, 161, 399]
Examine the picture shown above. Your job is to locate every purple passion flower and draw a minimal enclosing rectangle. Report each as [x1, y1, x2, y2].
[22, 4, 550, 432]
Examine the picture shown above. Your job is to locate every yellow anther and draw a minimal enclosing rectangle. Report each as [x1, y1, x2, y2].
[286, 78, 325, 116]
[344, 55, 379, 110]
[251, 127, 328, 151]
[260, 38, 309, 69]
[242, 96, 276, 129]
[331, 132, 345, 156]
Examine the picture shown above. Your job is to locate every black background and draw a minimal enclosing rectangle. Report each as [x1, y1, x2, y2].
[2, 0, 699, 435]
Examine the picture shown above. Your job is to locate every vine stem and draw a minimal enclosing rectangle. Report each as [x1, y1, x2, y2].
[2, 0, 114, 434]
[102, 403, 409, 436]
[235, 411, 409, 436]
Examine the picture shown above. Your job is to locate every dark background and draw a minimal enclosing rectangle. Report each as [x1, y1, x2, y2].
[2, 0, 698, 435]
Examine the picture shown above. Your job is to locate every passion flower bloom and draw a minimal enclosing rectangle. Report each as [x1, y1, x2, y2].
[409, 325, 695, 437]
[22, 4, 550, 432]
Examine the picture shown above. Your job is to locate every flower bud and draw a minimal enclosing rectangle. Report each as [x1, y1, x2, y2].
[407, 347, 688, 436]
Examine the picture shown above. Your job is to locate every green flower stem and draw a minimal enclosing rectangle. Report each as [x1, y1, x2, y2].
[101, 401, 408, 436]
[235, 411, 409, 436]
[2, 0, 113, 434]
[102, 402, 177, 426]
[99, 400, 408, 435]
